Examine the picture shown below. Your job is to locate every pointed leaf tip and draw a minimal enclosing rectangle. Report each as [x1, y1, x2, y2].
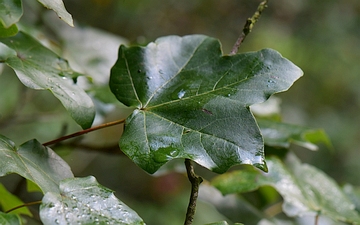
[110, 35, 302, 174]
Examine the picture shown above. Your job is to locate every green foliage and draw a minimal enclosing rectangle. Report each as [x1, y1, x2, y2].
[110, 35, 302, 174]
[0, 135, 73, 193]
[0, 32, 95, 129]
[0, 0, 358, 225]
[212, 153, 360, 224]
[0, 0, 22, 28]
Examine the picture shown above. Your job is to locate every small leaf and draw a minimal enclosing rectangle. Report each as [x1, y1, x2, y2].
[0, 212, 21, 225]
[212, 153, 360, 224]
[0, 23, 18, 38]
[0, 183, 32, 216]
[0, 0, 22, 28]
[0, 31, 95, 129]
[258, 119, 332, 151]
[110, 35, 303, 174]
[0, 135, 74, 193]
[40, 176, 145, 225]
[36, 0, 73, 27]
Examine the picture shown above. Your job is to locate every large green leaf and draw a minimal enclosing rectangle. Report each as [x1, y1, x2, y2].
[0, 31, 95, 129]
[212, 153, 360, 224]
[40, 176, 145, 225]
[0, 135, 74, 193]
[36, 0, 73, 27]
[0, 0, 22, 28]
[110, 35, 303, 174]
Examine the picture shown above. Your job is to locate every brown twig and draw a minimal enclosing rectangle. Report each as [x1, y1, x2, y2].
[184, 159, 203, 225]
[42, 119, 126, 146]
[229, 0, 269, 55]
[5, 200, 42, 213]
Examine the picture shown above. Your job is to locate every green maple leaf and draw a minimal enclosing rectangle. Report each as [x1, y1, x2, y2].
[110, 35, 302, 174]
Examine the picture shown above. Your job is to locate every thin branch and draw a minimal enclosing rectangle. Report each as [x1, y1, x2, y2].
[43, 119, 126, 146]
[229, 0, 269, 55]
[184, 159, 203, 225]
[5, 200, 42, 213]
[314, 213, 320, 225]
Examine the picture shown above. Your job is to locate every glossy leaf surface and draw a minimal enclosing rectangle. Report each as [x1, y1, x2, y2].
[0, 0, 22, 27]
[0, 31, 95, 129]
[40, 176, 145, 225]
[110, 35, 303, 173]
[212, 153, 360, 224]
[37, 0, 73, 26]
[0, 135, 74, 193]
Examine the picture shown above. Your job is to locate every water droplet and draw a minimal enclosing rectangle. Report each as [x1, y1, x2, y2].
[177, 89, 186, 99]
[169, 150, 178, 157]
[227, 94, 231, 97]
[159, 69, 163, 74]
[267, 79, 276, 87]
[90, 194, 96, 198]
[55, 219, 60, 224]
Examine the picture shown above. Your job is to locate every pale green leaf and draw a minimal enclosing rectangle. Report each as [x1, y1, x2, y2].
[36, 0, 73, 27]
[0, 135, 74, 193]
[40, 176, 145, 225]
[0, 31, 95, 129]
[0, 0, 22, 28]
[110, 35, 303, 174]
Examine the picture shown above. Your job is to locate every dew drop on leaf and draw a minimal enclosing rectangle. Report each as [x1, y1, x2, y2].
[177, 89, 186, 99]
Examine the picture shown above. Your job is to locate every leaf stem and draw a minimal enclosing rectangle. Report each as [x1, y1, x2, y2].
[229, 0, 269, 55]
[184, 159, 203, 225]
[5, 200, 42, 213]
[42, 119, 126, 146]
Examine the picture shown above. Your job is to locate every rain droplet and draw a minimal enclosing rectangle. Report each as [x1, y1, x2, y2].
[169, 150, 178, 157]
[55, 219, 60, 224]
[227, 94, 231, 97]
[159, 69, 163, 74]
[177, 89, 186, 99]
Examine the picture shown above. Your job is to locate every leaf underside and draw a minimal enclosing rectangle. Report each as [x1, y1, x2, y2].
[0, 31, 95, 129]
[110, 35, 303, 174]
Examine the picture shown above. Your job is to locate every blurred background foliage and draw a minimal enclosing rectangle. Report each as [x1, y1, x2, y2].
[0, 0, 360, 224]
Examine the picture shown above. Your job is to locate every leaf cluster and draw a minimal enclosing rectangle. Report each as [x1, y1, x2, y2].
[1, 1, 359, 225]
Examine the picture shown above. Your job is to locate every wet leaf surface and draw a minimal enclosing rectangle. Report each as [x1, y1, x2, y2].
[110, 35, 302, 173]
